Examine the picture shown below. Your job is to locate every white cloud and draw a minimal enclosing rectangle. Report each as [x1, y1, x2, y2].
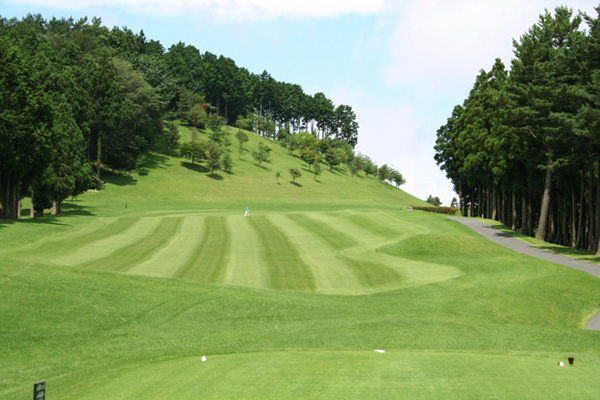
[7, 0, 385, 20]
[329, 85, 456, 204]
[382, 0, 598, 97]
[382, 0, 545, 96]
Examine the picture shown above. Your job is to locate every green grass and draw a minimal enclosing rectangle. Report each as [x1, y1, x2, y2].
[485, 219, 600, 265]
[2, 125, 600, 399]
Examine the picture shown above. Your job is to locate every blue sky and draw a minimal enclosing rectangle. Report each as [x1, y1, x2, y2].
[1, 0, 598, 204]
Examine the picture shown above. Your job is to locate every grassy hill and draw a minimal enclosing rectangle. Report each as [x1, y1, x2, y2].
[1, 126, 600, 399]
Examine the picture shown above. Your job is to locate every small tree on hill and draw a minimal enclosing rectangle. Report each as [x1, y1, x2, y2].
[180, 141, 207, 164]
[222, 128, 232, 150]
[234, 115, 253, 131]
[252, 142, 271, 167]
[190, 127, 199, 141]
[236, 129, 249, 156]
[289, 168, 301, 182]
[165, 121, 180, 156]
[349, 157, 362, 180]
[222, 152, 233, 173]
[207, 113, 223, 133]
[300, 149, 320, 171]
[378, 164, 391, 183]
[391, 170, 406, 187]
[324, 148, 346, 170]
[313, 162, 322, 181]
[426, 195, 442, 206]
[206, 141, 221, 174]
[187, 104, 207, 128]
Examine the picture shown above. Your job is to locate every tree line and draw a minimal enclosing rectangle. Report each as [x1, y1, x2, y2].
[434, 6, 600, 254]
[0, 14, 360, 219]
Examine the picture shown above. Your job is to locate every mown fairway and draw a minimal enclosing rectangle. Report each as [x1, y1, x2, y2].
[5, 209, 461, 295]
[2, 131, 600, 399]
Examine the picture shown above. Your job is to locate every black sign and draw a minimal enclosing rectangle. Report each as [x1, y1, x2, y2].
[34, 381, 45, 400]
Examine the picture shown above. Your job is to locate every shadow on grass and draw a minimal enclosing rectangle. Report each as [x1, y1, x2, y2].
[256, 164, 272, 171]
[144, 153, 169, 170]
[493, 222, 600, 264]
[290, 181, 303, 187]
[181, 161, 209, 173]
[537, 245, 600, 263]
[102, 170, 137, 187]
[208, 173, 224, 181]
[61, 201, 95, 217]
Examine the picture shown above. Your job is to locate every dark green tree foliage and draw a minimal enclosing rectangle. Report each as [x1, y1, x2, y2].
[206, 141, 222, 174]
[300, 149, 320, 171]
[252, 142, 271, 167]
[165, 121, 180, 156]
[235, 129, 249, 156]
[426, 195, 442, 207]
[0, 13, 362, 219]
[313, 162, 322, 181]
[186, 104, 207, 128]
[435, 6, 600, 253]
[0, 29, 54, 219]
[289, 168, 301, 182]
[222, 152, 233, 173]
[180, 141, 207, 164]
[391, 170, 406, 188]
[377, 164, 391, 183]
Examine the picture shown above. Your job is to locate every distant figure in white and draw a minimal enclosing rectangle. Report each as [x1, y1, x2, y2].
[244, 206, 250, 216]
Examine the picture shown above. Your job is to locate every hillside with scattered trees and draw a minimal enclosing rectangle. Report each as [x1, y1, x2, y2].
[0, 14, 379, 220]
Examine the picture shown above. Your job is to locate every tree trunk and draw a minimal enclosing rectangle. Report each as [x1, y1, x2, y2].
[97, 134, 103, 178]
[576, 170, 585, 249]
[521, 190, 528, 235]
[492, 185, 498, 221]
[511, 191, 517, 231]
[51, 201, 58, 216]
[477, 186, 482, 218]
[458, 179, 464, 217]
[572, 188, 578, 248]
[0, 172, 20, 219]
[469, 189, 474, 217]
[561, 194, 569, 246]
[589, 164, 596, 253]
[535, 160, 553, 241]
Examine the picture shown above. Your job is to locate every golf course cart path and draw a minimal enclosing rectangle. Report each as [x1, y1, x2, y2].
[449, 217, 600, 330]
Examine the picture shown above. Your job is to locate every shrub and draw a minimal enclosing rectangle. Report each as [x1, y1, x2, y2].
[410, 206, 458, 215]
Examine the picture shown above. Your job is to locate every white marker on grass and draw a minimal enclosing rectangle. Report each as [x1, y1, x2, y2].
[202, 355, 207, 362]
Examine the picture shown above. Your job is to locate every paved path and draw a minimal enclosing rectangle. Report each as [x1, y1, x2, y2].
[449, 217, 600, 330]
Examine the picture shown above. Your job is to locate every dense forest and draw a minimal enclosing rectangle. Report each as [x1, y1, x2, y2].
[0, 14, 364, 219]
[435, 6, 600, 254]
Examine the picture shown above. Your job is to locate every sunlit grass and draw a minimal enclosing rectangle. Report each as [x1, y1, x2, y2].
[2, 126, 600, 399]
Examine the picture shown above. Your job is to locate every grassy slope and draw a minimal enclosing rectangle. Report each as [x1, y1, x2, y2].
[1, 126, 600, 399]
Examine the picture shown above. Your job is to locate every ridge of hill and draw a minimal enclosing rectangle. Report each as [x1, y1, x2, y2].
[73, 124, 427, 217]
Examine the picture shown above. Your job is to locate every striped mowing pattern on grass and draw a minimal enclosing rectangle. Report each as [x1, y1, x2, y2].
[248, 215, 316, 292]
[4, 217, 135, 263]
[173, 216, 231, 282]
[83, 217, 185, 272]
[2, 210, 463, 294]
